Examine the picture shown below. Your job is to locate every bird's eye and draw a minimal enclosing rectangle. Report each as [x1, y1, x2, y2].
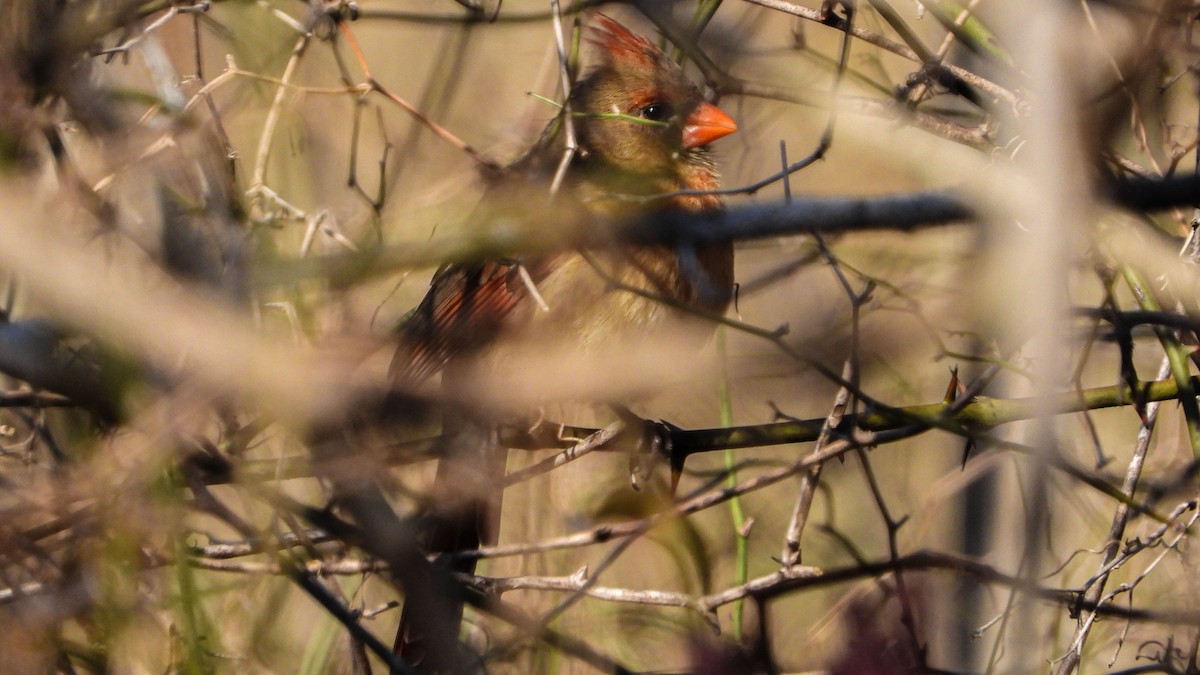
[640, 103, 673, 122]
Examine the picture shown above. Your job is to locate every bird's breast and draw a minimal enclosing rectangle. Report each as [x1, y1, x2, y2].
[511, 242, 733, 350]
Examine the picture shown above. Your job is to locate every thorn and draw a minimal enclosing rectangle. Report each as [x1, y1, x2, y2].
[859, 279, 877, 303]
[738, 516, 755, 538]
[768, 401, 801, 422]
[669, 450, 685, 496]
[516, 264, 550, 312]
[943, 366, 960, 404]
[611, 405, 668, 492]
[960, 438, 976, 469]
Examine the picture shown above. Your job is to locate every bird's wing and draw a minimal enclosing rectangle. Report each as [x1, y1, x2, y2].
[389, 259, 528, 385]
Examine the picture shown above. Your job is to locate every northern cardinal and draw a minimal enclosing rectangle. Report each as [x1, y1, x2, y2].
[391, 14, 737, 669]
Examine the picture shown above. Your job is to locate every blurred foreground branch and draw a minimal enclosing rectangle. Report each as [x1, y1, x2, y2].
[297, 171, 1200, 286]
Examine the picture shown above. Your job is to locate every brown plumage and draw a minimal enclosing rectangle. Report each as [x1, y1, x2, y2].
[391, 15, 736, 387]
[391, 14, 737, 670]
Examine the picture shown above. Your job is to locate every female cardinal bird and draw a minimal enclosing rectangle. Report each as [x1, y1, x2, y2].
[392, 14, 737, 386]
[391, 14, 737, 669]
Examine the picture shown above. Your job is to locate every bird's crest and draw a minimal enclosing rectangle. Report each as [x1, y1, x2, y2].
[588, 14, 659, 68]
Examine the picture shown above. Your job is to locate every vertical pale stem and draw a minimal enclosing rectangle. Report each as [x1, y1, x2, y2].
[984, 3, 1091, 671]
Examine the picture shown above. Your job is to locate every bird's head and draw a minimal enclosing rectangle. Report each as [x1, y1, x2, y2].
[570, 15, 737, 179]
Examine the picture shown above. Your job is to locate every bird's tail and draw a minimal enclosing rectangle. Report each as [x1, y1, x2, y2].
[392, 414, 507, 672]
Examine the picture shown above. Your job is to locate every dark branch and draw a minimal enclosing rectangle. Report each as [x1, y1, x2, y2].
[289, 171, 1200, 288]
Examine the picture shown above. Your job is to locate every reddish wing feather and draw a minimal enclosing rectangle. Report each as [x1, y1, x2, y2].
[390, 260, 526, 384]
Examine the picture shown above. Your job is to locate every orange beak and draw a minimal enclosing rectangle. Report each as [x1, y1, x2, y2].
[682, 101, 738, 149]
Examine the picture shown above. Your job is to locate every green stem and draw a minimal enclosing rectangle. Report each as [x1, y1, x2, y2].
[1122, 266, 1200, 458]
[920, 0, 1013, 66]
[173, 533, 218, 674]
[717, 327, 748, 640]
[671, 0, 724, 63]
